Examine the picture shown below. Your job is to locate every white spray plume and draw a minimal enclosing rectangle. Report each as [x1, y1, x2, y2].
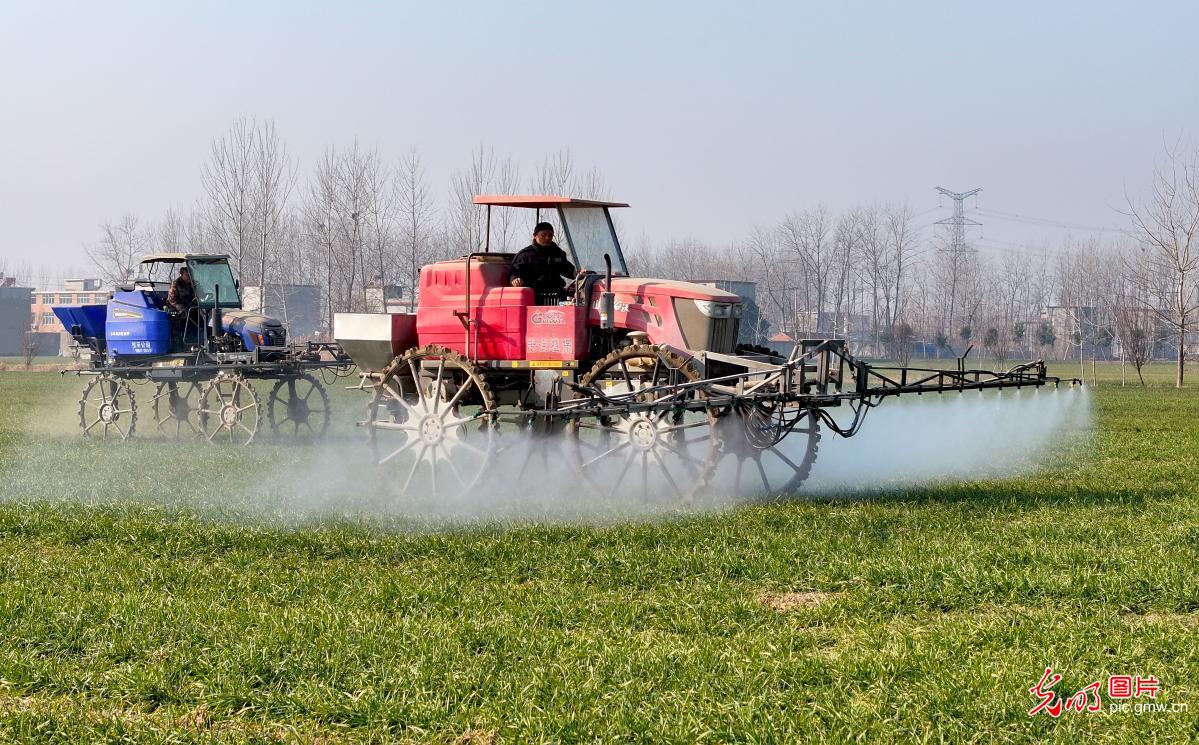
[1, 383, 1091, 526]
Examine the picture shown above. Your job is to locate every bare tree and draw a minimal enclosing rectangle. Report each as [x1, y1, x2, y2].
[85, 214, 146, 285]
[531, 149, 574, 195]
[361, 148, 395, 310]
[491, 155, 522, 252]
[1111, 248, 1156, 385]
[882, 204, 920, 355]
[156, 207, 186, 252]
[396, 149, 436, 310]
[830, 209, 863, 339]
[778, 206, 833, 336]
[22, 331, 38, 368]
[1125, 143, 1199, 387]
[449, 143, 498, 253]
[302, 147, 341, 332]
[201, 117, 256, 277]
[250, 120, 296, 310]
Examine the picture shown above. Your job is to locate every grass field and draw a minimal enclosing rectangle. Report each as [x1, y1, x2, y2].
[0, 363, 1196, 742]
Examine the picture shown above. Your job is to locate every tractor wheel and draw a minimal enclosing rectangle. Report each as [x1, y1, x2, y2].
[151, 381, 203, 438]
[267, 373, 331, 439]
[567, 344, 720, 504]
[198, 374, 261, 445]
[78, 375, 137, 441]
[366, 345, 495, 500]
[712, 404, 821, 498]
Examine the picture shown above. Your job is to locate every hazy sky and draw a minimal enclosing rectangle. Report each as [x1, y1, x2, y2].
[2, 1, 1196, 279]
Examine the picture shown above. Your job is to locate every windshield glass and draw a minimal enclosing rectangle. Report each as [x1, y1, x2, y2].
[559, 207, 628, 276]
[188, 259, 240, 308]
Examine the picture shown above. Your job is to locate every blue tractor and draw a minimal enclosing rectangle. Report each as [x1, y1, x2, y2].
[55, 253, 351, 443]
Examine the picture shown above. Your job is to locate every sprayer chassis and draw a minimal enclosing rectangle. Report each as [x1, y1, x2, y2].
[357, 337, 1077, 504]
[67, 342, 354, 444]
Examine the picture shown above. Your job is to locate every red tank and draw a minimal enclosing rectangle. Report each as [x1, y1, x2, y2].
[416, 256, 533, 359]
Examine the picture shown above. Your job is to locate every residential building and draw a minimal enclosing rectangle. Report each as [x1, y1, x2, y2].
[30, 279, 108, 355]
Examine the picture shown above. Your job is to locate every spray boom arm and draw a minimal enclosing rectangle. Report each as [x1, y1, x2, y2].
[555, 339, 1081, 445]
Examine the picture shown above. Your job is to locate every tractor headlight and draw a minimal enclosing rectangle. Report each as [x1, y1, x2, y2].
[693, 300, 732, 318]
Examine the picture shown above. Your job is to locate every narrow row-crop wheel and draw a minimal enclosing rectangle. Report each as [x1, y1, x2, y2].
[567, 344, 720, 504]
[198, 374, 260, 445]
[151, 381, 203, 438]
[78, 375, 137, 441]
[366, 345, 495, 500]
[712, 404, 821, 498]
[267, 373, 331, 439]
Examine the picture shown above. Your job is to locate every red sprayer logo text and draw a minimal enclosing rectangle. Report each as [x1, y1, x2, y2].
[530, 310, 566, 325]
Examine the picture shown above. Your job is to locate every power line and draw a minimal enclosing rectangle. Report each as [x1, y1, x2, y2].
[975, 207, 1133, 235]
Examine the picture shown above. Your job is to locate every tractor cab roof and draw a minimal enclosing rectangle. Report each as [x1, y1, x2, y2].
[474, 195, 631, 276]
[473, 195, 629, 209]
[138, 253, 231, 264]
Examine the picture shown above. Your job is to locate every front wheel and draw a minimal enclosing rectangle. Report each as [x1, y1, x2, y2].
[567, 344, 719, 504]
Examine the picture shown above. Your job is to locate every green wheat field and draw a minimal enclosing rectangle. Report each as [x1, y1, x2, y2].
[0, 363, 1196, 742]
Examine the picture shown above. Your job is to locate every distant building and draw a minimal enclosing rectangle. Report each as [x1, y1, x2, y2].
[0, 280, 34, 356]
[365, 282, 410, 313]
[240, 284, 321, 337]
[766, 331, 795, 357]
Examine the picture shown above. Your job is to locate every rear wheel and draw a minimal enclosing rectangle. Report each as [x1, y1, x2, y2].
[151, 381, 202, 438]
[712, 404, 821, 497]
[199, 374, 261, 445]
[78, 375, 137, 441]
[267, 373, 331, 439]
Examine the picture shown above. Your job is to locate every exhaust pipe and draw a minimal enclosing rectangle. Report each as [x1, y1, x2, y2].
[599, 253, 615, 331]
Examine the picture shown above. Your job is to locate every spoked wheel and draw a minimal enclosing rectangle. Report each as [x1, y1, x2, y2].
[199, 374, 261, 445]
[567, 344, 719, 504]
[78, 375, 137, 440]
[712, 404, 821, 498]
[151, 381, 203, 438]
[366, 345, 495, 500]
[267, 373, 331, 439]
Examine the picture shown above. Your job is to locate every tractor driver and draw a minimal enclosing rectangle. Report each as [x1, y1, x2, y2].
[167, 266, 198, 341]
[510, 222, 575, 304]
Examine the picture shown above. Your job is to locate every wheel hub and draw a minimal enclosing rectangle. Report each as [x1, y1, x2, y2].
[220, 405, 239, 426]
[288, 399, 310, 421]
[628, 417, 658, 451]
[98, 402, 117, 423]
[419, 415, 444, 444]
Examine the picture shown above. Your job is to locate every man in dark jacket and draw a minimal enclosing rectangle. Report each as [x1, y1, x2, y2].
[510, 222, 575, 303]
[166, 266, 195, 312]
[166, 266, 197, 342]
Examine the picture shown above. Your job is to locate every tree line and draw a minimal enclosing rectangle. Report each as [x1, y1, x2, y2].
[75, 119, 1199, 386]
[83, 118, 611, 326]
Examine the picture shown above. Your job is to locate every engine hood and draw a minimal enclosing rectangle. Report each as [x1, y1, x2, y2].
[221, 310, 284, 333]
[610, 277, 741, 302]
